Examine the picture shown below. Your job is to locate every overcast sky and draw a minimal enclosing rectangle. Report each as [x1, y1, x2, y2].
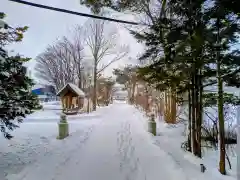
[2, 0, 143, 81]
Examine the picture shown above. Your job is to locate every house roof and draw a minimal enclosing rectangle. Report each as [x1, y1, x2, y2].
[32, 84, 45, 90]
[57, 83, 85, 97]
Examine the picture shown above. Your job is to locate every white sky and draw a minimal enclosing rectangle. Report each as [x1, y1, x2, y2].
[2, 0, 144, 81]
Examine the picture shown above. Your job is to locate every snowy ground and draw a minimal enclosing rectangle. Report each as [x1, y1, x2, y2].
[0, 101, 104, 180]
[0, 101, 236, 180]
[5, 101, 189, 180]
[154, 123, 236, 180]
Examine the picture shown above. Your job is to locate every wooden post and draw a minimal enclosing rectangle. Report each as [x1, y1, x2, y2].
[77, 97, 80, 109]
[65, 96, 68, 111]
[61, 97, 65, 111]
[69, 96, 72, 109]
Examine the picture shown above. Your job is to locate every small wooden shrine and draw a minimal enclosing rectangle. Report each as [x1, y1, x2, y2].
[57, 83, 85, 115]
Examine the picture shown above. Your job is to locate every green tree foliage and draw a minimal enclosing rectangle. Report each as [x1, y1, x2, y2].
[203, 92, 240, 107]
[97, 77, 115, 105]
[113, 66, 133, 85]
[80, 0, 146, 14]
[0, 13, 41, 139]
[113, 65, 139, 88]
[0, 13, 28, 46]
[80, 0, 240, 174]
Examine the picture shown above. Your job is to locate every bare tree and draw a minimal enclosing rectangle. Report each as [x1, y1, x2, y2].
[35, 34, 85, 91]
[71, 26, 86, 88]
[58, 35, 85, 89]
[83, 18, 129, 111]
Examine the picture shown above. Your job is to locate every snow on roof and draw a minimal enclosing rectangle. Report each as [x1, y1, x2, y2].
[57, 83, 85, 97]
[38, 95, 48, 98]
[32, 84, 45, 90]
[68, 83, 85, 96]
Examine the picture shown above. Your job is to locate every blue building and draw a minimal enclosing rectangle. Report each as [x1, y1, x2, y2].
[32, 84, 57, 102]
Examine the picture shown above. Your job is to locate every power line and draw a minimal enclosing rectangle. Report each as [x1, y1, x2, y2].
[9, 0, 146, 26]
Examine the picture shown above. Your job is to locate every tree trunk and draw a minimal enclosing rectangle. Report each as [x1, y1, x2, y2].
[78, 69, 82, 89]
[218, 58, 226, 175]
[170, 88, 176, 124]
[216, 18, 226, 175]
[131, 80, 136, 104]
[188, 88, 192, 152]
[145, 93, 149, 114]
[92, 56, 97, 111]
[191, 74, 198, 155]
[196, 69, 202, 158]
[164, 90, 170, 123]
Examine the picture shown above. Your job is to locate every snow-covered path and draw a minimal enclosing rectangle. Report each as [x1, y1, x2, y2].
[9, 102, 188, 180]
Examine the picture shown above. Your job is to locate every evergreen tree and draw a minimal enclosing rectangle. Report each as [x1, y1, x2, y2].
[80, 0, 240, 174]
[113, 66, 136, 85]
[0, 13, 41, 139]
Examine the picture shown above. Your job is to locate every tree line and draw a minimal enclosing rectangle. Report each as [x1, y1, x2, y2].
[79, 0, 240, 175]
[35, 16, 129, 110]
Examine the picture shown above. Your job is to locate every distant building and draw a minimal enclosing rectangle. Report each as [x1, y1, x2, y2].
[32, 84, 57, 102]
[112, 83, 128, 101]
[23, 67, 56, 102]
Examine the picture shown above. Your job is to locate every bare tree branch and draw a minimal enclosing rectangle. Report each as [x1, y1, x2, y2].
[83, 17, 129, 110]
[35, 34, 85, 90]
[97, 46, 129, 74]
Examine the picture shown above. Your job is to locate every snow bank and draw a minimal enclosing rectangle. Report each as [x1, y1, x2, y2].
[0, 102, 110, 180]
[132, 105, 236, 180]
[154, 121, 236, 180]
